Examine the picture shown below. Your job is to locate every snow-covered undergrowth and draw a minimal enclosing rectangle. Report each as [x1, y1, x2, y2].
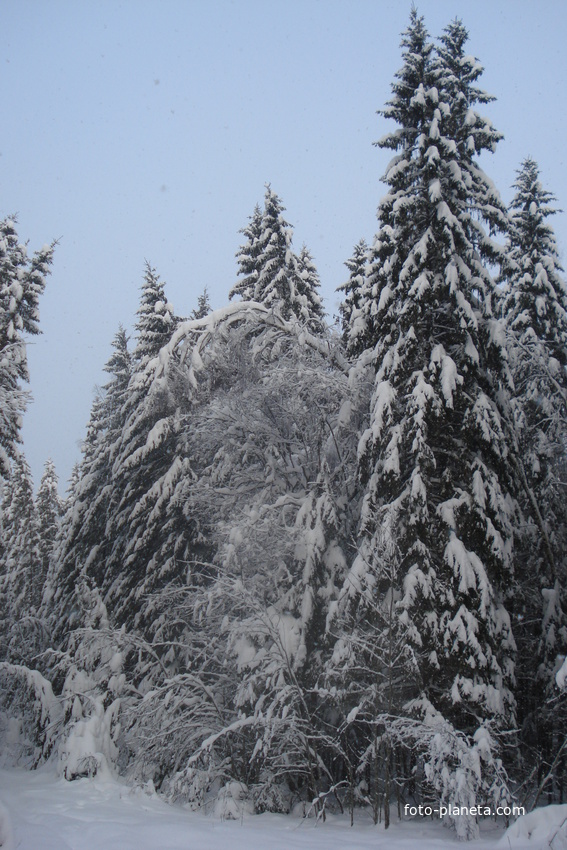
[502, 805, 567, 849]
[0, 766, 562, 850]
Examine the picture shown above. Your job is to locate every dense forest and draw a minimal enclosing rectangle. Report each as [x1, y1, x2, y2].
[1, 11, 567, 841]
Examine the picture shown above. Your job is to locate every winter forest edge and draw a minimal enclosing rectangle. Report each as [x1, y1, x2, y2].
[1, 10, 567, 842]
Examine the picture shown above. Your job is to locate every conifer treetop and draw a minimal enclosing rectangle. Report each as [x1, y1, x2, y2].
[231, 203, 263, 302]
[337, 238, 368, 353]
[190, 287, 212, 321]
[503, 157, 567, 363]
[231, 185, 325, 328]
[134, 262, 176, 366]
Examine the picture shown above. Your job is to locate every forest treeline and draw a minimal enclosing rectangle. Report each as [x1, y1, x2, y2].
[1, 12, 567, 840]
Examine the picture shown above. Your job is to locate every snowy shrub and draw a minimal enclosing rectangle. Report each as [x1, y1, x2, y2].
[410, 702, 510, 841]
[213, 781, 255, 820]
[54, 613, 128, 780]
[164, 760, 231, 810]
[58, 694, 121, 780]
[0, 663, 62, 767]
[121, 595, 236, 800]
[504, 804, 567, 849]
[250, 778, 292, 814]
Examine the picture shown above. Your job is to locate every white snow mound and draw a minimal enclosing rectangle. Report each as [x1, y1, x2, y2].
[500, 805, 567, 849]
[0, 799, 15, 850]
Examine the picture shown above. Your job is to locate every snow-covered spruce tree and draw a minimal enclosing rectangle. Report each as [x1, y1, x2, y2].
[0, 217, 53, 477]
[337, 238, 368, 353]
[102, 264, 194, 640]
[230, 203, 263, 302]
[53, 585, 128, 781]
[43, 327, 132, 648]
[294, 244, 325, 333]
[44, 280, 198, 778]
[332, 12, 517, 832]
[0, 661, 62, 768]
[501, 158, 567, 801]
[42, 471, 82, 651]
[435, 19, 508, 240]
[35, 459, 62, 604]
[131, 262, 178, 362]
[0, 453, 43, 663]
[230, 187, 325, 328]
[351, 15, 508, 367]
[501, 158, 567, 582]
[352, 222, 403, 362]
[190, 287, 212, 320]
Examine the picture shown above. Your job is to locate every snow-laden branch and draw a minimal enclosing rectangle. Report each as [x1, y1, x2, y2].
[156, 301, 350, 389]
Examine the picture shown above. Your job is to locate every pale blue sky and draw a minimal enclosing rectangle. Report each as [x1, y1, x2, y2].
[3, 0, 567, 488]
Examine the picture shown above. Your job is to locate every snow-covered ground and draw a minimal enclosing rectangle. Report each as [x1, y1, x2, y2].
[1, 767, 565, 850]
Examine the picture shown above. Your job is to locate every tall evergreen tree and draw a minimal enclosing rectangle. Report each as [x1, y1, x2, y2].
[43, 327, 132, 646]
[501, 158, 567, 798]
[294, 244, 325, 331]
[0, 217, 53, 477]
[0, 453, 41, 661]
[337, 238, 368, 353]
[102, 266, 190, 636]
[35, 459, 62, 599]
[336, 15, 518, 820]
[133, 262, 177, 366]
[502, 159, 567, 542]
[253, 186, 304, 321]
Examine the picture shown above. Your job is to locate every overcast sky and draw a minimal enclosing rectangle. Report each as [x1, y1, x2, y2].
[3, 0, 567, 489]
